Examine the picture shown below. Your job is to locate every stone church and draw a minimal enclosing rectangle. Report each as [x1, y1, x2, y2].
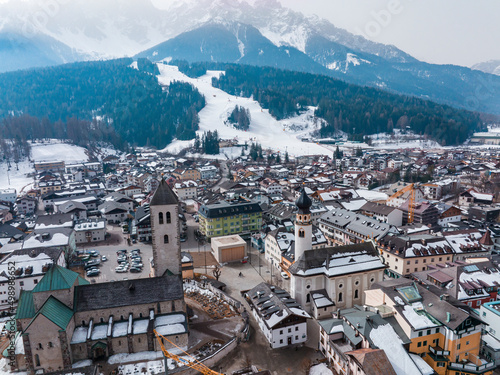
[289, 189, 387, 320]
[12, 179, 187, 373]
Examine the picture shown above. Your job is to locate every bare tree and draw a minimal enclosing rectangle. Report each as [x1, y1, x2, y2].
[212, 265, 222, 281]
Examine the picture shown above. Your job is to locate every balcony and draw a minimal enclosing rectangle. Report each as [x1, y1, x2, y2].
[448, 360, 496, 374]
[429, 345, 450, 356]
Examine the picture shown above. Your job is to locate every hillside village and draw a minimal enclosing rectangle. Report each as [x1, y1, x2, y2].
[0, 141, 500, 375]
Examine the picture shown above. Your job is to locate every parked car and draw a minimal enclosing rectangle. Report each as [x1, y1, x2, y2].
[131, 262, 143, 268]
[115, 266, 127, 273]
[130, 267, 142, 273]
[89, 250, 99, 257]
[86, 269, 100, 277]
[101, 255, 107, 262]
[116, 249, 127, 255]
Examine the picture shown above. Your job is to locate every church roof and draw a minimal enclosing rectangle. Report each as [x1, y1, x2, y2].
[26, 296, 74, 331]
[33, 265, 89, 293]
[150, 178, 178, 206]
[289, 242, 385, 277]
[16, 290, 36, 320]
[74, 275, 183, 312]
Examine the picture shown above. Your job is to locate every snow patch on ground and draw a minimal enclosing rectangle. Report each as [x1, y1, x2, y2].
[0, 159, 34, 193]
[309, 363, 333, 375]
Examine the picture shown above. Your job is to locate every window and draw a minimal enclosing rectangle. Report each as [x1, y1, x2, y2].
[295, 326, 299, 331]
[407, 260, 410, 265]
[423, 340, 427, 346]
[417, 342, 422, 347]
[166, 212, 171, 223]
[280, 339, 283, 344]
[435, 328, 440, 334]
[288, 328, 291, 333]
[437, 362, 445, 367]
[35, 354, 40, 367]
[299, 229, 305, 238]
[338, 292, 343, 303]
[418, 331, 423, 337]
[466, 341, 470, 345]
[19, 281, 24, 286]
[34, 279, 38, 284]
[159, 212, 164, 224]
[295, 335, 298, 340]
[457, 344, 461, 350]
[427, 329, 431, 335]
[354, 290, 359, 299]
[280, 330, 283, 335]
[164, 235, 169, 244]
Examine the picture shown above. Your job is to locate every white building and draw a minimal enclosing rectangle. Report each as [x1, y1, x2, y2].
[74, 219, 107, 244]
[0, 249, 66, 310]
[246, 283, 310, 349]
[173, 180, 198, 201]
[198, 165, 218, 180]
[288, 189, 387, 316]
[0, 188, 17, 204]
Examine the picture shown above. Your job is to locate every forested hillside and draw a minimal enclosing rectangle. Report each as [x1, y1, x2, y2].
[210, 64, 484, 145]
[0, 58, 205, 149]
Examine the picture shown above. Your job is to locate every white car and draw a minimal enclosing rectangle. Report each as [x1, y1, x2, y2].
[281, 271, 289, 279]
[115, 266, 127, 273]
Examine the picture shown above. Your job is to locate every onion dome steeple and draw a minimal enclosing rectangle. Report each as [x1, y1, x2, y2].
[295, 188, 312, 214]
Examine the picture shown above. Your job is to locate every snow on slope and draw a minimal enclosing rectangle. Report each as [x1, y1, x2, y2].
[156, 64, 332, 156]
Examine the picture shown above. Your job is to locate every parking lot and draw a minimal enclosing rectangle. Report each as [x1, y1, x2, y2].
[78, 224, 153, 283]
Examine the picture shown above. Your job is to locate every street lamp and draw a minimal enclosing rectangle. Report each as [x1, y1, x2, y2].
[204, 243, 207, 275]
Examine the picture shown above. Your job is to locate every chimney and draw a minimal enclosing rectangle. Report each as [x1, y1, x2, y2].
[446, 312, 451, 323]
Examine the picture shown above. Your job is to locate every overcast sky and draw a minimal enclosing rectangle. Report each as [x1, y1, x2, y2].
[273, 0, 499, 67]
[3, 0, 499, 67]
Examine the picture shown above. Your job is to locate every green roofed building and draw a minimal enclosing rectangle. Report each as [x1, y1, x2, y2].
[10, 181, 187, 374]
[198, 198, 263, 239]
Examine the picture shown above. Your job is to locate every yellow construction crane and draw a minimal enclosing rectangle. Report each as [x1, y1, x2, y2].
[154, 330, 224, 375]
[388, 183, 416, 224]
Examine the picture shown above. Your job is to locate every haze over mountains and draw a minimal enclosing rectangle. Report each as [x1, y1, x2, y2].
[0, 0, 499, 115]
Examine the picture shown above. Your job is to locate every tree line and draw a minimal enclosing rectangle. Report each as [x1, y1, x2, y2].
[0, 58, 205, 150]
[208, 64, 484, 145]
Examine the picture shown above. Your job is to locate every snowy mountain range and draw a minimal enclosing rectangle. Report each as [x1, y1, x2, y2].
[472, 60, 500, 76]
[1, 0, 500, 114]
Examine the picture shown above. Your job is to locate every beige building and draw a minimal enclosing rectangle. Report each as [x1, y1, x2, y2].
[211, 235, 246, 263]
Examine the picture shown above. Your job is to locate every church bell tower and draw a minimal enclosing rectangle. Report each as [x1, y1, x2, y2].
[150, 178, 181, 277]
[294, 188, 313, 261]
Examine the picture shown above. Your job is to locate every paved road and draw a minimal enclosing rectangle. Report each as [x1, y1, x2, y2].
[190, 242, 325, 374]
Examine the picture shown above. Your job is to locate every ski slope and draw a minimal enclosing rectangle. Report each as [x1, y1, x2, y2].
[157, 64, 333, 156]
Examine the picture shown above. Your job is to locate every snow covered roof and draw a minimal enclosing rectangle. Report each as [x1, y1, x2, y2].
[289, 242, 385, 278]
[247, 282, 310, 330]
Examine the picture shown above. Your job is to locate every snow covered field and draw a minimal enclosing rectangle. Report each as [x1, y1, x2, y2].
[0, 159, 34, 194]
[0, 141, 89, 193]
[30, 141, 89, 163]
[156, 64, 332, 157]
